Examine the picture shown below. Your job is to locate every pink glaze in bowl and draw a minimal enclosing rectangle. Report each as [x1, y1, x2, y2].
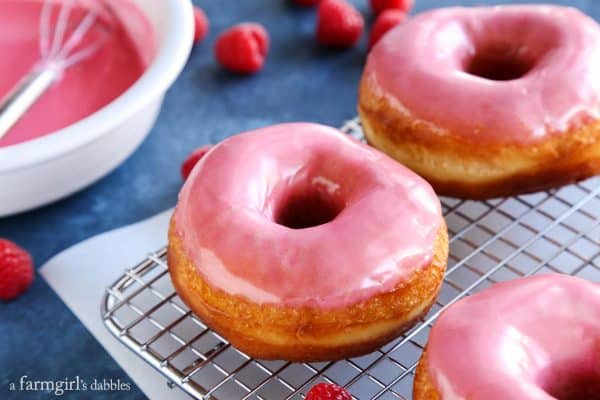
[0, 0, 194, 216]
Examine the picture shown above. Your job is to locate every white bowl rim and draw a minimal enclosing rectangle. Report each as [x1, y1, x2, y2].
[0, 0, 194, 171]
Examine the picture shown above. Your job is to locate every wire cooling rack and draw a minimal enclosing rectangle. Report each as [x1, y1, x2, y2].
[101, 118, 600, 400]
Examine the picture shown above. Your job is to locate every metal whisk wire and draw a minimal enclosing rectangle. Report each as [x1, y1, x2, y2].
[0, 0, 110, 140]
[40, 0, 105, 69]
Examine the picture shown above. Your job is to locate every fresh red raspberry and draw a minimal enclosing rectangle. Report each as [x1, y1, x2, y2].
[370, 0, 413, 15]
[316, 0, 364, 48]
[294, 0, 321, 6]
[368, 9, 407, 48]
[181, 145, 213, 180]
[305, 383, 352, 400]
[215, 23, 270, 74]
[0, 239, 34, 301]
[193, 6, 209, 44]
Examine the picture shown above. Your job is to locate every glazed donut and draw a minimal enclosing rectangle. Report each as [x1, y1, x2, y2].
[414, 274, 600, 400]
[359, 5, 600, 199]
[168, 123, 448, 362]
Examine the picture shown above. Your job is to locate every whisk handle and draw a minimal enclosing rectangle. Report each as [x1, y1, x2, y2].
[0, 68, 58, 140]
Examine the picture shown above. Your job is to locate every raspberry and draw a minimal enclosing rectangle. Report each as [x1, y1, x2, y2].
[193, 6, 209, 44]
[317, 0, 364, 48]
[215, 23, 270, 74]
[305, 383, 352, 400]
[181, 145, 213, 180]
[0, 239, 34, 301]
[370, 0, 413, 15]
[294, 0, 321, 6]
[368, 9, 407, 49]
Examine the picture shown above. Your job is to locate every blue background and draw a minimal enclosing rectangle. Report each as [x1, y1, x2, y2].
[1, 0, 598, 398]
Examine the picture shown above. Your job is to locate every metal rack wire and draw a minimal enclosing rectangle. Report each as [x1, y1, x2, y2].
[101, 119, 600, 399]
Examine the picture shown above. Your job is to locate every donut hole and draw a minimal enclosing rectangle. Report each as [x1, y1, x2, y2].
[274, 187, 344, 230]
[465, 43, 535, 81]
[542, 367, 600, 400]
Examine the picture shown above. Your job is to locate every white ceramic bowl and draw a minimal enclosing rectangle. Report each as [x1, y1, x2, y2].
[0, 0, 194, 217]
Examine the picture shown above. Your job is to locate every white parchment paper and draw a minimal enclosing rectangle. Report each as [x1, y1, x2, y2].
[40, 209, 190, 400]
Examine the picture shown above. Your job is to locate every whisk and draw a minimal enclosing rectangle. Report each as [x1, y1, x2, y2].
[0, 0, 112, 139]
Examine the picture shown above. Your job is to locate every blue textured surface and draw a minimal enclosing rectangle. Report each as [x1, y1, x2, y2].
[0, 0, 598, 398]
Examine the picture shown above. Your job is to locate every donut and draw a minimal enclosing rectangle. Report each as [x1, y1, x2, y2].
[359, 5, 600, 199]
[414, 274, 600, 400]
[168, 123, 448, 361]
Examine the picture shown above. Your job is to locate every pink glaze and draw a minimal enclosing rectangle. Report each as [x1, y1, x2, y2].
[427, 274, 600, 400]
[173, 123, 442, 309]
[364, 5, 600, 144]
[0, 0, 154, 148]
